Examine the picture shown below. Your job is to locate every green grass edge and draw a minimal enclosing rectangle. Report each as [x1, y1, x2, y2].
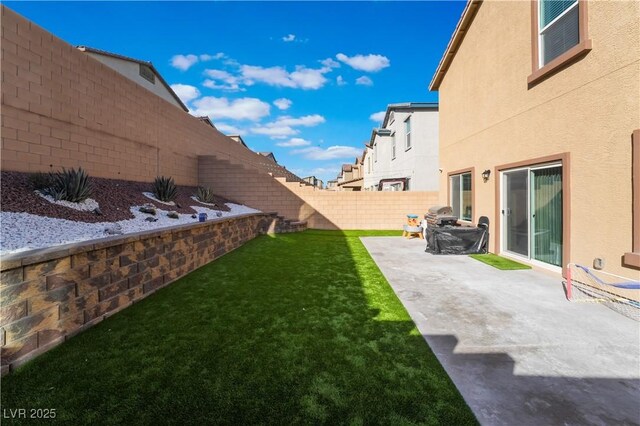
[469, 253, 532, 270]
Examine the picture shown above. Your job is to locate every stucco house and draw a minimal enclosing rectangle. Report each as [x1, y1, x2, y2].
[77, 46, 188, 112]
[363, 103, 439, 191]
[337, 161, 364, 191]
[430, 0, 639, 276]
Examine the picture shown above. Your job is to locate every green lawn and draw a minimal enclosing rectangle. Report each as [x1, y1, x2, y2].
[1, 230, 476, 425]
[469, 253, 532, 270]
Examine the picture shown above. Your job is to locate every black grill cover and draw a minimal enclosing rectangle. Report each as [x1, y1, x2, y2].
[425, 227, 489, 255]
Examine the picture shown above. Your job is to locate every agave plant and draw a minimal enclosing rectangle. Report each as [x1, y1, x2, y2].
[28, 171, 54, 191]
[44, 168, 92, 202]
[195, 186, 215, 204]
[152, 176, 178, 202]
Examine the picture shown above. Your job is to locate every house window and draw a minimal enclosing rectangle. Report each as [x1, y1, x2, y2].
[539, 0, 579, 66]
[389, 111, 395, 124]
[529, 0, 590, 85]
[450, 172, 472, 221]
[391, 133, 396, 159]
[139, 64, 155, 84]
[405, 117, 411, 150]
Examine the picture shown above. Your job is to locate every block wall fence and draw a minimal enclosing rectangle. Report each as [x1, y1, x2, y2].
[198, 156, 440, 229]
[0, 213, 305, 374]
[1, 6, 441, 229]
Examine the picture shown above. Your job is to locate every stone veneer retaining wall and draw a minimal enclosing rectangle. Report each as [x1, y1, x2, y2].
[0, 213, 305, 375]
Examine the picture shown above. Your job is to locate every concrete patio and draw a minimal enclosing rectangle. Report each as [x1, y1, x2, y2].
[361, 237, 640, 426]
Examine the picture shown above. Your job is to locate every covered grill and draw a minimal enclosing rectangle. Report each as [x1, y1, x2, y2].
[424, 206, 489, 255]
[425, 205, 458, 228]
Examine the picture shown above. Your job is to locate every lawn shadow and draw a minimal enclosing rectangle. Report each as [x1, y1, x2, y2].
[423, 334, 640, 425]
[0, 231, 475, 425]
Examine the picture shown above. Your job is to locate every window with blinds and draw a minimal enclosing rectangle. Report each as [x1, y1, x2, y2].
[539, 0, 580, 66]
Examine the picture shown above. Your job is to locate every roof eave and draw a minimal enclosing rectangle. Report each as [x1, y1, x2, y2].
[428, 0, 482, 91]
[77, 45, 189, 112]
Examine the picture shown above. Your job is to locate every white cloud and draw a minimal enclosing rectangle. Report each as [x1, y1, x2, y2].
[275, 114, 325, 127]
[249, 114, 325, 139]
[283, 34, 296, 42]
[170, 84, 201, 104]
[191, 96, 271, 121]
[321, 58, 340, 69]
[276, 138, 311, 147]
[240, 65, 329, 90]
[369, 111, 386, 122]
[292, 145, 362, 160]
[171, 54, 199, 71]
[336, 75, 346, 86]
[356, 76, 373, 86]
[273, 98, 292, 110]
[215, 122, 247, 135]
[203, 69, 243, 91]
[203, 80, 244, 92]
[336, 53, 390, 72]
[200, 52, 225, 61]
[250, 125, 298, 138]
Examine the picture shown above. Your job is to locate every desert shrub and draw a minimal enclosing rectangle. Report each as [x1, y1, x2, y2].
[28, 172, 54, 191]
[152, 176, 177, 202]
[44, 168, 93, 202]
[195, 186, 215, 204]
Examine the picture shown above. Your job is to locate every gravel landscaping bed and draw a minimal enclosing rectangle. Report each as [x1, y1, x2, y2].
[0, 171, 261, 255]
[0, 171, 233, 223]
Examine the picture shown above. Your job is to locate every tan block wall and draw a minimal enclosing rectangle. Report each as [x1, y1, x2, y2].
[0, 213, 302, 374]
[437, 0, 640, 275]
[199, 156, 439, 229]
[0, 6, 298, 186]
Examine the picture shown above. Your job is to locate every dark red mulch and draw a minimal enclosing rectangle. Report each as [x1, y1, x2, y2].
[0, 171, 234, 223]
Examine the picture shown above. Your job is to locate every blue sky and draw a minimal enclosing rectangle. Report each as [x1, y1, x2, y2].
[7, 1, 465, 183]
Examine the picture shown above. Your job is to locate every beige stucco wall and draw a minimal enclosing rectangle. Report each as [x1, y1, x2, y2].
[437, 0, 640, 276]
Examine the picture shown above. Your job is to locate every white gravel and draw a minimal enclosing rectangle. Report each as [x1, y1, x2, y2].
[36, 191, 100, 212]
[142, 192, 176, 206]
[0, 203, 261, 255]
[190, 196, 218, 206]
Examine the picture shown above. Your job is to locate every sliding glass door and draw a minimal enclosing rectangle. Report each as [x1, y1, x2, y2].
[501, 164, 563, 268]
[503, 170, 529, 256]
[531, 166, 563, 266]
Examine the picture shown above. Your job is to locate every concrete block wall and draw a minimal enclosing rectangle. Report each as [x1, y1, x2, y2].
[199, 155, 440, 229]
[0, 6, 302, 186]
[0, 213, 304, 374]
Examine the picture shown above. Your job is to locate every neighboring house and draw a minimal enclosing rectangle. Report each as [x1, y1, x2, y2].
[229, 135, 248, 148]
[198, 116, 217, 129]
[430, 0, 639, 275]
[363, 103, 439, 191]
[76, 46, 188, 111]
[326, 180, 338, 191]
[337, 160, 364, 191]
[362, 144, 374, 190]
[302, 176, 324, 189]
[257, 152, 277, 164]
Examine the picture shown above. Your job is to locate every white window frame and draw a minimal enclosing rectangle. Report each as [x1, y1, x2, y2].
[391, 132, 396, 160]
[404, 116, 412, 150]
[449, 172, 472, 222]
[538, 0, 579, 67]
[499, 162, 563, 273]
